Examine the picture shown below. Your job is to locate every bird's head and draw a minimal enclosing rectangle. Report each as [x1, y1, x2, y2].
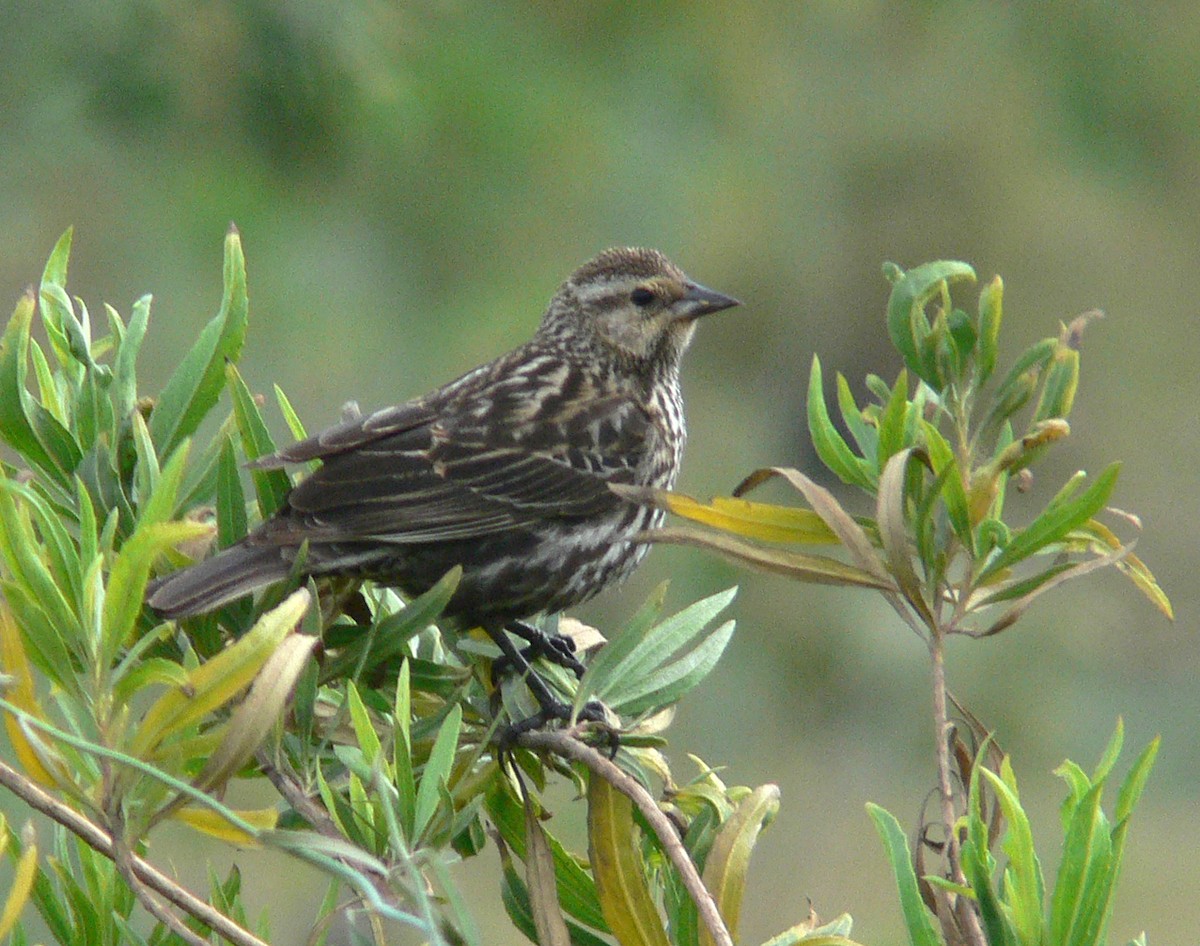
[539, 247, 740, 370]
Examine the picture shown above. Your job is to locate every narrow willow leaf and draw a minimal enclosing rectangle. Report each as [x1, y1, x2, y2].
[112, 295, 151, 424]
[318, 566, 460, 683]
[699, 785, 780, 946]
[1033, 343, 1079, 423]
[226, 363, 290, 516]
[836, 372, 878, 465]
[499, 851, 612, 946]
[189, 633, 317, 797]
[978, 767, 1044, 946]
[807, 355, 876, 489]
[962, 754, 1017, 946]
[0, 482, 83, 647]
[1074, 519, 1173, 619]
[977, 275, 1003, 384]
[486, 784, 608, 932]
[885, 260, 976, 387]
[131, 589, 310, 758]
[876, 449, 933, 626]
[393, 662, 416, 838]
[0, 826, 37, 939]
[876, 371, 910, 473]
[645, 527, 891, 591]
[274, 384, 308, 442]
[866, 804, 942, 946]
[973, 547, 1128, 636]
[1048, 781, 1109, 946]
[583, 586, 736, 713]
[149, 226, 248, 457]
[414, 704, 462, 841]
[734, 467, 894, 588]
[605, 619, 736, 718]
[0, 608, 67, 788]
[525, 792, 572, 946]
[173, 806, 278, 846]
[978, 464, 1120, 582]
[588, 776, 671, 946]
[613, 484, 839, 545]
[0, 293, 72, 484]
[919, 422, 972, 546]
[216, 435, 249, 548]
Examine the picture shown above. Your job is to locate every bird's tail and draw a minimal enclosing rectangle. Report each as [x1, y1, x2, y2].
[147, 543, 291, 619]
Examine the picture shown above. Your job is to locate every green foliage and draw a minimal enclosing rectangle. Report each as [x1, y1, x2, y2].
[871, 721, 1157, 946]
[632, 261, 1168, 945]
[0, 235, 1165, 946]
[0, 233, 810, 946]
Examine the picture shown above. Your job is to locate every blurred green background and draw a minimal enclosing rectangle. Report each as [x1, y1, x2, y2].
[1, 2, 1196, 944]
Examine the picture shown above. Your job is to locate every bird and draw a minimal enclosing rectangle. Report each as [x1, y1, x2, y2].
[148, 247, 739, 722]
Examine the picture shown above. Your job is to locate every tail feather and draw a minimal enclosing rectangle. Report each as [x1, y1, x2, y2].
[147, 543, 291, 618]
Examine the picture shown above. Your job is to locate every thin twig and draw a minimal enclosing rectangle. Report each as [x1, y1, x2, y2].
[110, 806, 211, 946]
[515, 729, 734, 946]
[928, 636, 987, 946]
[0, 759, 269, 946]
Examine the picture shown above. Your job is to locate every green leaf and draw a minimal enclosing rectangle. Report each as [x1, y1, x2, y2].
[318, 567, 460, 683]
[885, 260, 975, 387]
[226, 362, 290, 517]
[876, 371, 909, 472]
[487, 783, 608, 932]
[919, 423, 972, 550]
[607, 619, 736, 718]
[578, 587, 736, 716]
[977, 275, 1003, 384]
[274, 384, 308, 442]
[112, 295, 151, 424]
[148, 226, 248, 458]
[835, 372, 877, 466]
[807, 355, 876, 489]
[1049, 780, 1110, 946]
[978, 464, 1120, 582]
[413, 704, 462, 841]
[346, 682, 384, 769]
[700, 785, 780, 945]
[0, 292, 79, 485]
[216, 435, 249, 548]
[979, 764, 1044, 946]
[866, 804, 943, 946]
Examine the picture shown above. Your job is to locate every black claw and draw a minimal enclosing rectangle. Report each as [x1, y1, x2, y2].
[485, 625, 618, 752]
[502, 620, 588, 679]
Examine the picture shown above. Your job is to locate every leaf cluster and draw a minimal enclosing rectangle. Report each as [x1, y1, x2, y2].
[0, 233, 817, 946]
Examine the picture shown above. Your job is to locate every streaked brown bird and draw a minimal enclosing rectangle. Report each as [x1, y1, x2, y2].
[148, 247, 739, 721]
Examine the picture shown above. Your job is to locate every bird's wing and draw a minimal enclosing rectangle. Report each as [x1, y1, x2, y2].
[252, 385, 654, 547]
[248, 400, 437, 467]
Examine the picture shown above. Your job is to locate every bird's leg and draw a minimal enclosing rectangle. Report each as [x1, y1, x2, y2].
[484, 625, 609, 742]
[498, 619, 587, 679]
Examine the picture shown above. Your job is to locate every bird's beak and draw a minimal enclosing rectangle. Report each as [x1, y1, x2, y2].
[677, 281, 741, 320]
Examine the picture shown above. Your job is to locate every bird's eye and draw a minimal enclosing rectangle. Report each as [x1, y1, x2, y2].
[630, 286, 656, 307]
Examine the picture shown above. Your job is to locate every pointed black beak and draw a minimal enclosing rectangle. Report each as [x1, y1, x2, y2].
[677, 281, 741, 320]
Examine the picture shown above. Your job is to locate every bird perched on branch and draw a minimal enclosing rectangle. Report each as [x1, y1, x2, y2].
[149, 247, 739, 724]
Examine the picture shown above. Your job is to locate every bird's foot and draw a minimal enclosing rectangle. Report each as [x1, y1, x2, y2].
[499, 699, 619, 755]
[493, 620, 587, 680]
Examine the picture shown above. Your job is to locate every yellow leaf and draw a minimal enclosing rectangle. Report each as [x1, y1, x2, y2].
[615, 485, 838, 545]
[131, 588, 310, 759]
[0, 606, 66, 788]
[587, 776, 670, 946]
[0, 824, 37, 939]
[172, 805, 278, 846]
